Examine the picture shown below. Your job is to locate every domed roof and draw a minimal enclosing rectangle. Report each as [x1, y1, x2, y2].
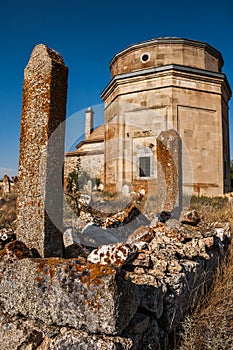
[109, 37, 223, 77]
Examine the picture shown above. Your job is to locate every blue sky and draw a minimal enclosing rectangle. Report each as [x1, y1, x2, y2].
[0, 0, 232, 178]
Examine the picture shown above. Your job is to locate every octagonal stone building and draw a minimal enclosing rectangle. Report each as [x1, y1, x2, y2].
[66, 37, 231, 197]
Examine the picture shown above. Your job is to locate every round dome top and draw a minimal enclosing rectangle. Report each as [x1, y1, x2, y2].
[109, 37, 223, 78]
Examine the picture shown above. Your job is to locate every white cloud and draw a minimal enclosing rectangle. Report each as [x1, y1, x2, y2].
[0, 168, 18, 179]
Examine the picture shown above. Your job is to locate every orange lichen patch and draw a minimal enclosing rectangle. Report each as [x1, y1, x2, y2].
[36, 258, 76, 282]
[76, 262, 116, 287]
[88, 263, 116, 286]
[35, 257, 73, 269]
[36, 277, 42, 283]
[34, 257, 116, 289]
[49, 268, 55, 280]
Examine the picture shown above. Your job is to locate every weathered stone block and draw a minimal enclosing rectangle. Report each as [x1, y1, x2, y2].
[0, 257, 140, 335]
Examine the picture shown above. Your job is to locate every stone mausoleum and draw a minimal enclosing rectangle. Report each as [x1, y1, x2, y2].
[65, 37, 231, 196]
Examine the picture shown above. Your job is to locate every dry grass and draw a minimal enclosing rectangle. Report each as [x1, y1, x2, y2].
[0, 191, 17, 229]
[177, 196, 233, 350]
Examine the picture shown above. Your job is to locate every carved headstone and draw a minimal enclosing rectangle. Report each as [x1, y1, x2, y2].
[17, 44, 68, 257]
[2, 175, 11, 194]
[157, 130, 182, 213]
[122, 184, 130, 196]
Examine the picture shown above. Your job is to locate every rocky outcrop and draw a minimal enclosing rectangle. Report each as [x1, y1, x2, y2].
[0, 219, 231, 349]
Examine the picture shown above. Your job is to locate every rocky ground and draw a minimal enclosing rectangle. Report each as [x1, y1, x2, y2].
[0, 192, 232, 349]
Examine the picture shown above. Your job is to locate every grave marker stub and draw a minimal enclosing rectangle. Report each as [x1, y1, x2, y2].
[157, 129, 182, 214]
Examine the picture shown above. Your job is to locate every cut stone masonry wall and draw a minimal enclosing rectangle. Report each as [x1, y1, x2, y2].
[0, 219, 231, 349]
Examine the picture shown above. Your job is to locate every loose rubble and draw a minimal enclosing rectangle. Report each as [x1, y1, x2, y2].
[179, 209, 201, 226]
[0, 208, 231, 349]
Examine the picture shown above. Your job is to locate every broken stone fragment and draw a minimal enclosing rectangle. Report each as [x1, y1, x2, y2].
[82, 223, 119, 247]
[128, 273, 166, 319]
[63, 227, 82, 247]
[63, 228, 89, 258]
[126, 225, 155, 244]
[167, 259, 182, 274]
[180, 210, 200, 226]
[87, 242, 138, 266]
[103, 204, 149, 229]
[0, 309, 60, 350]
[198, 236, 214, 250]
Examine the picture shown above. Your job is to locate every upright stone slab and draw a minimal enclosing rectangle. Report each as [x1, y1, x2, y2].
[17, 44, 68, 257]
[157, 130, 182, 213]
[2, 175, 11, 194]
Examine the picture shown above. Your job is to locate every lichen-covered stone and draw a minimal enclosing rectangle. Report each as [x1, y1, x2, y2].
[157, 130, 181, 212]
[17, 44, 68, 258]
[0, 257, 139, 335]
[0, 218, 231, 349]
[87, 242, 138, 266]
[50, 330, 134, 350]
[103, 204, 150, 230]
[126, 225, 155, 244]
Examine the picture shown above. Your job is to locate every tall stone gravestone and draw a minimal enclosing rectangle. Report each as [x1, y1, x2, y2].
[17, 44, 68, 257]
[157, 130, 182, 214]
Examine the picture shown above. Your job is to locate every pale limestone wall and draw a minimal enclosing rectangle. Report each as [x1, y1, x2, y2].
[102, 38, 231, 196]
[64, 156, 79, 178]
[64, 141, 104, 183]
